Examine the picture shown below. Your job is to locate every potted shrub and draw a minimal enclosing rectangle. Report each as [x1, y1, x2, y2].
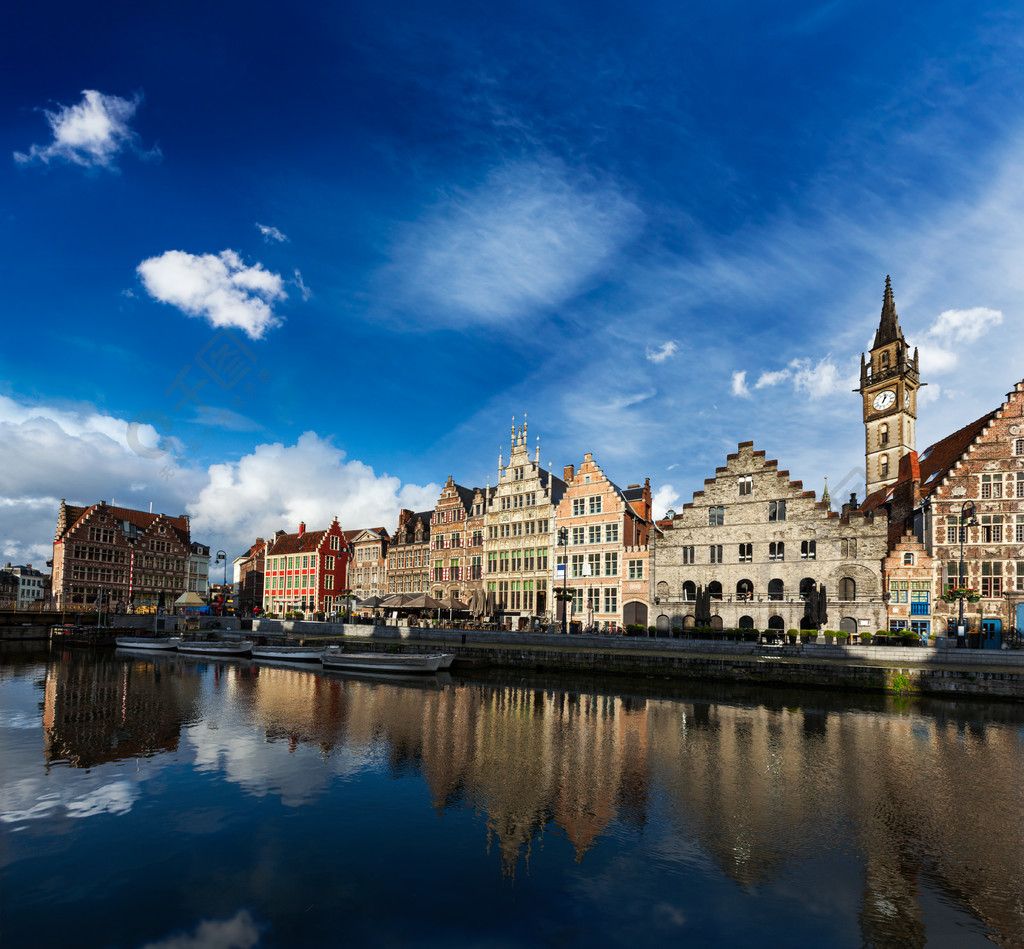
[823, 629, 836, 645]
[860, 631, 873, 645]
[647, 625, 657, 637]
[787, 628, 799, 645]
[834, 628, 849, 644]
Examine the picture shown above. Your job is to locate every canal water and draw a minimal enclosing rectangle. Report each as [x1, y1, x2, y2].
[2, 647, 1022, 948]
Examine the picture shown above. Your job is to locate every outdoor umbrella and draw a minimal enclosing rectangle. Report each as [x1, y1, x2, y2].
[174, 591, 205, 609]
[357, 595, 386, 609]
[694, 584, 713, 628]
[404, 594, 444, 611]
[816, 584, 828, 628]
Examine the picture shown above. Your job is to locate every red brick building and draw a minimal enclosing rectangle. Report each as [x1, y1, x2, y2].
[261, 518, 349, 616]
[52, 500, 191, 611]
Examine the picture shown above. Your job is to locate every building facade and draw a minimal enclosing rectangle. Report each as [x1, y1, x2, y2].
[553, 453, 654, 630]
[649, 442, 888, 635]
[52, 500, 191, 612]
[346, 527, 389, 604]
[387, 509, 431, 594]
[3, 563, 49, 609]
[262, 518, 349, 615]
[233, 539, 265, 615]
[882, 531, 935, 638]
[873, 380, 1024, 641]
[188, 543, 210, 597]
[483, 420, 565, 627]
[429, 477, 480, 602]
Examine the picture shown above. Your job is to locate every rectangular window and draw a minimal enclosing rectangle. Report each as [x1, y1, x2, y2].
[738, 476, 752, 496]
[981, 562, 1002, 597]
[682, 546, 695, 565]
[769, 541, 785, 562]
[324, 555, 334, 570]
[588, 553, 601, 576]
[889, 580, 908, 603]
[769, 500, 786, 522]
[1017, 473, 1024, 498]
[571, 554, 584, 578]
[572, 498, 585, 516]
[1017, 561, 1024, 592]
[801, 540, 816, 560]
[604, 587, 617, 615]
[588, 526, 601, 544]
[537, 549, 548, 569]
[981, 515, 1003, 543]
[324, 574, 334, 590]
[708, 506, 724, 526]
[302, 555, 309, 568]
[572, 527, 585, 545]
[1017, 516, 1024, 544]
[330, 535, 340, 550]
[588, 497, 602, 514]
[738, 543, 752, 563]
[604, 523, 618, 543]
[709, 545, 723, 564]
[604, 552, 618, 576]
[628, 559, 643, 580]
[980, 474, 1002, 499]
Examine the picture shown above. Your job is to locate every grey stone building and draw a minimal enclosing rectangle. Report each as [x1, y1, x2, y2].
[649, 442, 888, 636]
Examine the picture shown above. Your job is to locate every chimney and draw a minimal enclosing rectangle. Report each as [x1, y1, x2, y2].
[298, 521, 306, 537]
[563, 464, 575, 484]
[849, 492, 859, 511]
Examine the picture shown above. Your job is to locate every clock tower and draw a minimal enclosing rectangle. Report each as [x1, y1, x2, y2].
[858, 276, 922, 498]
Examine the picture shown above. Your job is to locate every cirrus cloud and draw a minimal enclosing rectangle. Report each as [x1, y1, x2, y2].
[137, 249, 287, 339]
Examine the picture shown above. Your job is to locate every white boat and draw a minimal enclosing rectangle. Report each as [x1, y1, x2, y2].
[436, 653, 455, 670]
[252, 645, 324, 662]
[115, 636, 182, 650]
[321, 649, 444, 674]
[177, 640, 253, 657]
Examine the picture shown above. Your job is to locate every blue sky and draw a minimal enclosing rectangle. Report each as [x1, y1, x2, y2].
[3, 0, 1023, 564]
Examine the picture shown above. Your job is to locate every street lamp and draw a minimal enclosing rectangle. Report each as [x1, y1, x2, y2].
[216, 550, 226, 614]
[956, 501, 978, 647]
[556, 527, 571, 635]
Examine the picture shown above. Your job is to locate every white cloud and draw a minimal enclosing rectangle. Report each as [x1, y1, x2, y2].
[139, 910, 261, 949]
[255, 222, 287, 243]
[731, 371, 750, 398]
[383, 160, 642, 325]
[916, 307, 1003, 376]
[788, 356, 851, 400]
[652, 484, 680, 519]
[188, 431, 439, 554]
[646, 341, 678, 363]
[293, 268, 312, 301]
[14, 90, 151, 170]
[137, 249, 287, 339]
[754, 368, 791, 389]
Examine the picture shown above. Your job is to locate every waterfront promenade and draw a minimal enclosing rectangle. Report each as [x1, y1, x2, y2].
[247, 617, 1024, 702]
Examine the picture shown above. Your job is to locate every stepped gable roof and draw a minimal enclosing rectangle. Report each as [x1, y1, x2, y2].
[267, 528, 328, 556]
[916, 409, 998, 499]
[621, 485, 646, 502]
[58, 502, 190, 546]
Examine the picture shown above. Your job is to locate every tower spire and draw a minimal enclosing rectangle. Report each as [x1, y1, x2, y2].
[873, 274, 904, 349]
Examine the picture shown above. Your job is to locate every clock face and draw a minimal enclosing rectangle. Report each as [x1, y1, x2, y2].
[872, 390, 896, 411]
[904, 389, 911, 409]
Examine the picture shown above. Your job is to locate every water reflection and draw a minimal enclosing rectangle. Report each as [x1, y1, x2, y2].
[6, 650, 1024, 947]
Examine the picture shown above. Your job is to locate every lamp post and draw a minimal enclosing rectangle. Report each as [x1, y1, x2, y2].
[556, 527, 570, 635]
[956, 501, 978, 647]
[216, 550, 226, 615]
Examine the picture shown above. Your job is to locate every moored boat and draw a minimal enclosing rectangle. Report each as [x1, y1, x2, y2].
[115, 636, 182, 650]
[321, 649, 443, 674]
[177, 640, 253, 657]
[251, 645, 324, 662]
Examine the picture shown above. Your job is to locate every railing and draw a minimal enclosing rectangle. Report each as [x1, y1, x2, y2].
[910, 601, 930, 616]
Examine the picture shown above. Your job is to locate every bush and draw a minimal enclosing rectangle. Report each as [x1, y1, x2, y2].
[787, 629, 799, 637]
[648, 626, 657, 636]
[860, 631, 873, 644]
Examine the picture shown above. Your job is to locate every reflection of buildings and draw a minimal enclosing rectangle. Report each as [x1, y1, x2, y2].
[42, 655, 203, 768]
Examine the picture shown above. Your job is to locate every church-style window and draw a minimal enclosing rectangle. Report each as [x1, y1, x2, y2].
[838, 577, 856, 601]
[767, 579, 784, 601]
[801, 540, 816, 560]
[880, 455, 889, 478]
[738, 543, 752, 563]
[880, 423, 889, 446]
[769, 542, 785, 562]
[880, 351, 890, 368]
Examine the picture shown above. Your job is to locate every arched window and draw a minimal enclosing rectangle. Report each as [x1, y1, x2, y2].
[682, 581, 696, 601]
[840, 616, 857, 634]
[838, 577, 856, 601]
[768, 615, 785, 630]
[656, 581, 669, 598]
[903, 552, 914, 566]
[799, 577, 816, 599]
[708, 581, 723, 600]
[736, 579, 753, 600]
[880, 351, 890, 368]
[768, 579, 784, 601]
[1015, 438, 1024, 456]
[738, 615, 754, 630]
[880, 423, 889, 446]
[880, 455, 889, 478]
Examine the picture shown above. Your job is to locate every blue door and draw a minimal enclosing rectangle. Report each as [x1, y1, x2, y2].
[982, 618, 1002, 650]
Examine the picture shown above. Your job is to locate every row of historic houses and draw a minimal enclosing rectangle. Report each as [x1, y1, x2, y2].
[49, 279, 1022, 639]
